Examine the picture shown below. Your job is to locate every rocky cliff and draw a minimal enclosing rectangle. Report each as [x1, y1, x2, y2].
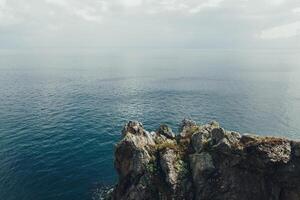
[106, 119, 300, 200]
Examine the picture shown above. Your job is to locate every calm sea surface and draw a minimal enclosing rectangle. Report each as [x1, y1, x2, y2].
[0, 49, 300, 200]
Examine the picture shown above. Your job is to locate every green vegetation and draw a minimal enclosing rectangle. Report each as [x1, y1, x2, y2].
[156, 141, 179, 151]
[175, 159, 189, 178]
[146, 160, 158, 174]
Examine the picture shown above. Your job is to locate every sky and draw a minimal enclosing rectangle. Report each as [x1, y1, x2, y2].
[0, 0, 299, 49]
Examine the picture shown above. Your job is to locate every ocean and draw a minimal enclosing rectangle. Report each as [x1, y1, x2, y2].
[0, 49, 299, 200]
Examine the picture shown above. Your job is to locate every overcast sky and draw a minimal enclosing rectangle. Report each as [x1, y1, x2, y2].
[0, 0, 299, 49]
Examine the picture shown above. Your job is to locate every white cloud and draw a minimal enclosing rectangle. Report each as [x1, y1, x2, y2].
[142, 0, 225, 13]
[0, 0, 21, 26]
[188, 0, 224, 13]
[44, 0, 105, 22]
[0, 0, 6, 7]
[45, 0, 68, 7]
[120, 0, 143, 7]
[267, 0, 285, 6]
[293, 7, 300, 14]
[0, 0, 299, 48]
[259, 21, 300, 39]
[43, 0, 225, 15]
[73, 8, 102, 22]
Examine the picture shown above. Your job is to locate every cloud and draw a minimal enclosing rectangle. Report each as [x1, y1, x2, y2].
[267, 0, 285, 6]
[143, 0, 225, 13]
[73, 8, 102, 22]
[0, 0, 299, 48]
[0, 0, 6, 7]
[188, 0, 224, 13]
[0, 0, 21, 26]
[259, 22, 300, 39]
[44, 0, 106, 22]
[45, 0, 68, 7]
[0, 0, 227, 25]
[293, 7, 300, 14]
[120, 0, 143, 7]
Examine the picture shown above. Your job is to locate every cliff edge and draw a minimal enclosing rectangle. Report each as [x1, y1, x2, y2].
[106, 120, 300, 200]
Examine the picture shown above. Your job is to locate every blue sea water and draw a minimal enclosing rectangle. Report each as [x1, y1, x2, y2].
[0, 49, 300, 200]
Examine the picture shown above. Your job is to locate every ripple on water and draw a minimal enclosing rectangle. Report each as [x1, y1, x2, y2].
[0, 50, 300, 200]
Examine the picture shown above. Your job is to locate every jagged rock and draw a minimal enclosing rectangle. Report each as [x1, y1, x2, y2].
[108, 120, 300, 200]
[226, 131, 241, 143]
[179, 119, 198, 138]
[115, 134, 151, 178]
[190, 152, 215, 180]
[191, 130, 210, 152]
[113, 121, 156, 200]
[122, 120, 144, 136]
[159, 149, 179, 189]
[291, 141, 300, 157]
[241, 135, 292, 165]
[240, 134, 260, 144]
[157, 124, 175, 139]
[211, 130, 241, 154]
[180, 119, 197, 131]
[203, 121, 220, 132]
[213, 137, 232, 154]
[211, 127, 225, 144]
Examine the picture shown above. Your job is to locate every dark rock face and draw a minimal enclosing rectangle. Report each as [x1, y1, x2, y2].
[158, 124, 175, 139]
[109, 120, 300, 200]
